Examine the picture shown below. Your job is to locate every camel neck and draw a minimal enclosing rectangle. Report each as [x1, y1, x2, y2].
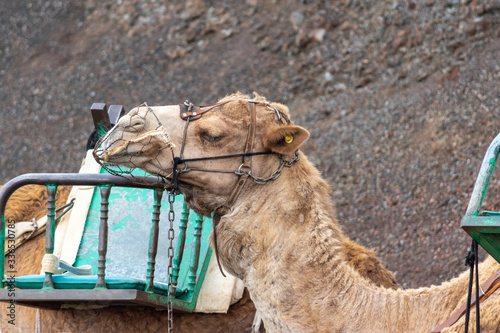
[220, 154, 478, 332]
[215, 153, 343, 274]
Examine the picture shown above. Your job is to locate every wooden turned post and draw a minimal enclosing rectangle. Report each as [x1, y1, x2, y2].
[42, 184, 57, 289]
[145, 189, 163, 293]
[172, 203, 189, 288]
[95, 185, 111, 289]
[187, 214, 203, 292]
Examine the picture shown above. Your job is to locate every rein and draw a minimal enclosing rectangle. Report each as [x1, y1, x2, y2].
[431, 268, 500, 332]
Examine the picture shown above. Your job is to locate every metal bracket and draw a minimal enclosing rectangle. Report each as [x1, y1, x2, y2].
[108, 105, 125, 126]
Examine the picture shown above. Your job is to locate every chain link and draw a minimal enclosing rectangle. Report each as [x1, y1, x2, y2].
[167, 192, 176, 333]
[235, 151, 300, 184]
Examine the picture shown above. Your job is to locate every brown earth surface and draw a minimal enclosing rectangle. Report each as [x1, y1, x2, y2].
[1, 0, 500, 289]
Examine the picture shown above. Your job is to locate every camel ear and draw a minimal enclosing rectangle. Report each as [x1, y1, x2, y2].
[264, 124, 309, 155]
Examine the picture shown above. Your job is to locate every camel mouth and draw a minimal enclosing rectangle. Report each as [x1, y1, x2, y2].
[98, 147, 149, 165]
[96, 126, 176, 167]
[100, 142, 151, 164]
[107, 127, 175, 158]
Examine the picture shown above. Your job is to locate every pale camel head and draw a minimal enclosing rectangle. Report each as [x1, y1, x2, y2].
[95, 92, 309, 215]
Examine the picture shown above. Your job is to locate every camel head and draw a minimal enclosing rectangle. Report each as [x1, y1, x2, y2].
[94, 93, 309, 216]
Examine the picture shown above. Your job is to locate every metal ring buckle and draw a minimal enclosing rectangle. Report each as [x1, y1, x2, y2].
[267, 105, 281, 121]
[26, 218, 38, 240]
[177, 161, 189, 173]
[236, 164, 252, 176]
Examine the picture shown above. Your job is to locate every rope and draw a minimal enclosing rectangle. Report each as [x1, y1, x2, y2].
[252, 311, 263, 333]
[35, 309, 42, 333]
[41, 253, 59, 274]
[58, 260, 93, 275]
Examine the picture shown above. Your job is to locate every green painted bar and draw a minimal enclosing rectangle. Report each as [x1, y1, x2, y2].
[461, 133, 500, 265]
[188, 214, 203, 292]
[45, 184, 58, 254]
[463, 215, 500, 227]
[172, 203, 188, 289]
[146, 189, 162, 293]
[95, 185, 111, 289]
[43, 184, 57, 289]
[173, 248, 212, 312]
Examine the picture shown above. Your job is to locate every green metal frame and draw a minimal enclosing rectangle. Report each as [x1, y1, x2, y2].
[462, 133, 500, 264]
[0, 173, 213, 312]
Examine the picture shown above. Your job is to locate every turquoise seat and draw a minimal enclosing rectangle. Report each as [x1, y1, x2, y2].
[9, 275, 189, 297]
[0, 173, 213, 312]
[11, 275, 167, 295]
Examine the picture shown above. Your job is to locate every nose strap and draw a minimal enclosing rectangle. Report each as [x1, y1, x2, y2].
[179, 100, 231, 120]
[180, 101, 202, 120]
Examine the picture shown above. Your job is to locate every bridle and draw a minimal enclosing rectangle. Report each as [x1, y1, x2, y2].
[150, 98, 299, 276]
[172, 98, 295, 191]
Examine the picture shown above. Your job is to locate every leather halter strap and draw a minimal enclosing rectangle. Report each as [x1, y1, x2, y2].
[211, 101, 257, 277]
[431, 270, 500, 332]
[227, 101, 257, 206]
[177, 100, 260, 277]
[179, 98, 275, 121]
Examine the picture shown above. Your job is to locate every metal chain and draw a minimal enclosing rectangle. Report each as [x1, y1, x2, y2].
[235, 151, 300, 184]
[167, 192, 176, 333]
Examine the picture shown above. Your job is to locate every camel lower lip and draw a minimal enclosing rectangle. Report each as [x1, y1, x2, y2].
[102, 145, 155, 162]
[101, 150, 142, 165]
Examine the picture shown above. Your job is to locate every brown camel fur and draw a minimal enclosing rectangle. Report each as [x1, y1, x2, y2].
[2, 185, 72, 224]
[96, 92, 500, 332]
[0, 171, 397, 330]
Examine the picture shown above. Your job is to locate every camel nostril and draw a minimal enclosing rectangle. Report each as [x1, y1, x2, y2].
[129, 117, 145, 131]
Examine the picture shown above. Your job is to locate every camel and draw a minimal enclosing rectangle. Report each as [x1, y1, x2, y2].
[0, 176, 397, 329]
[96, 92, 500, 332]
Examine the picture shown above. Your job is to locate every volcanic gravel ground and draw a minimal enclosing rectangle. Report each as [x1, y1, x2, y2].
[2, 0, 500, 288]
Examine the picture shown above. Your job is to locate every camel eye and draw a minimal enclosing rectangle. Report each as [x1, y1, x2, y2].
[200, 132, 224, 144]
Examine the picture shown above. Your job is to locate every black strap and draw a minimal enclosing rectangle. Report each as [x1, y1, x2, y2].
[475, 240, 480, 332]
[465, 239, 480, 333]
[170, 152, 275, 194]
[212, 206, 229, 277]
[172, 157, 181, 195]
[178, 151, 274, 164]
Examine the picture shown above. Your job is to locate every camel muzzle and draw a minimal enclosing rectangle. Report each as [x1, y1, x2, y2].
[92, 103, 177, 183]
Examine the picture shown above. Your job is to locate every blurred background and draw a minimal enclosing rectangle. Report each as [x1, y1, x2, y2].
[1, 0, 500, 288]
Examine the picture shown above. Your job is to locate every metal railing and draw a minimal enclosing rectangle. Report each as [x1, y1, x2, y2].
[462, 133, 500, 265]
[0, 173, 211, 311]
[0, 173, 169, 289]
